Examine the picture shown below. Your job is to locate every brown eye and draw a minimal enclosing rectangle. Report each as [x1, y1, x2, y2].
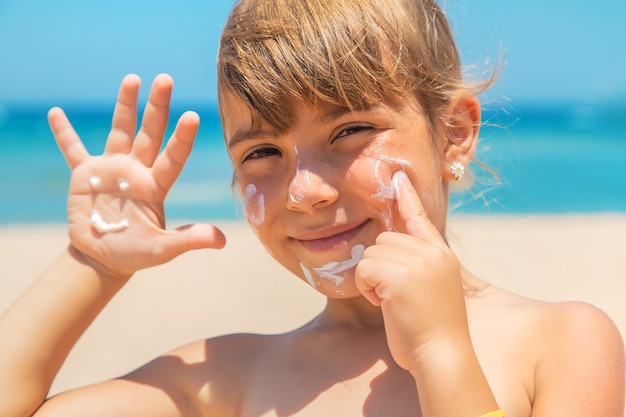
[242, 147, 281, 162]
[335, 125, 372, 139]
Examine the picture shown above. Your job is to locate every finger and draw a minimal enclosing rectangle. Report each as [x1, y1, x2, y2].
[391, 170, 431, 237]
[105, 74, 141, 154]
[152, 111, 200, 192]
[131, 74, 173, 166]
[155, 223, 227, 262]
[355, 257, 406, 307]
[48, 107, 90, 169]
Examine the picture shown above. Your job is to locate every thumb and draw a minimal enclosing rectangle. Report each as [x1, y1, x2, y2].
[391, 170, 431, 237]
[157, 223, 226, 261]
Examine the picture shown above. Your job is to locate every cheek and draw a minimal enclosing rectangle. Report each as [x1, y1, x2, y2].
[346, 149, 448, 232]
[242, 183, 266, 229]
[347, 152, 417, 199]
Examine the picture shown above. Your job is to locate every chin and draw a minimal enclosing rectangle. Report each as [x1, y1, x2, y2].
[302, 272, 363, 299]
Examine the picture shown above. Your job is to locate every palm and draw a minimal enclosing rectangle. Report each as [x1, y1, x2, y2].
[66, 153, 166, 272]
[49, 74, 225, 277]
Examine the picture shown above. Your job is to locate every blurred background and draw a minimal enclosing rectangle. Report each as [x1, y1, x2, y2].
[0, 0, 625, 223]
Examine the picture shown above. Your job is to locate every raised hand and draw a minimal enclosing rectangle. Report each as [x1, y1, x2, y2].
[48, 74, 226, 278]
[355, 170, 470, 372]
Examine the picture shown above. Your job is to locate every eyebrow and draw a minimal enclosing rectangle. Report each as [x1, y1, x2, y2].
[227, 104, 382, 150]
[313, 104, 382, 126]
[227, 128, 275, 151]
[312, 106, 354, 126]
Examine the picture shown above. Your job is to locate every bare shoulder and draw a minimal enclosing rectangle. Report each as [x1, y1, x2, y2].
[529, 299, 624, 414]
[476, 286, 624, 364]
[34, 332, 280, 417]
[470, 285, 625, 414]
[121, 332, 281, 417]
[471, 284, 622, 339]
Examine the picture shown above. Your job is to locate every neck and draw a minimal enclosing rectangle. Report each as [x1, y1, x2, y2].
[310, 265, 488, 330]
[313, 295, 386, 331]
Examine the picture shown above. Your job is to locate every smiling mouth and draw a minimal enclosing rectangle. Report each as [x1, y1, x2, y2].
[294, 220, 370, 252]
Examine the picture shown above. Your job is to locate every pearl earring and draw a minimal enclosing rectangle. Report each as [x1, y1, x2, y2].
[450, 162, 465, 180]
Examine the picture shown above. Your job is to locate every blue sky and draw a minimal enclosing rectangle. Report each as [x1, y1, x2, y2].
[0, 0, 625, 107]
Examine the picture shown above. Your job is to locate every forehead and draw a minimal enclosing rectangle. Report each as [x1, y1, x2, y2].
[221, 90, 381, 146]
[220, 91, 255, 144]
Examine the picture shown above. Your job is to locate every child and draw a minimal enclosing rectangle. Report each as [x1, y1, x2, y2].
[1, 0, 624, 416]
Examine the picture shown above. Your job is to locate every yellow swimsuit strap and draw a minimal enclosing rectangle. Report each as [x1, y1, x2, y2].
[478, 411, 506, 417]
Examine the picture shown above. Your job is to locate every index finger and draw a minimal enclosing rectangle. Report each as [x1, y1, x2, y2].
[48, 107, 90, 169]
[391, 170, 431, 236]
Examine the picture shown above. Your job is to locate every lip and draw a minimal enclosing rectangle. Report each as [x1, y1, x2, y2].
[292, 220, 370, 252]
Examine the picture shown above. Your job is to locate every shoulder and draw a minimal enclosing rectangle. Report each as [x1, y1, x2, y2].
[519, 299, 624, 365]
[475, 288, 625, 414]
[532, 300, 625, 414]
[530, 299, 624, 367]
[478, 288, 623, 364]
[471, 285, 622, 345]
[123, 332, 280, 417]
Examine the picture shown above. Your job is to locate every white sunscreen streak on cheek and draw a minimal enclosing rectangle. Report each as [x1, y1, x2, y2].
[90, 209, 129, 233]
[312, 244, 365, 286]
[376, 209, 395, 232]
[370, 156, 416, 232]
[371, 156, 413, 202]
[300, 263, 318, 288]
[243, 184, 265, 226]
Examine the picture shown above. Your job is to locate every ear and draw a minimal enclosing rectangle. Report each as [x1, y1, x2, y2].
[441, 95, 481, 181]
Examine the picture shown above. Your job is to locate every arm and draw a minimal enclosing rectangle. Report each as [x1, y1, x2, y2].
[0, 248, 128, 417]
[531, 302, 625, 416]
[0, 74, 225, 417]
[355, 170, 500, 416]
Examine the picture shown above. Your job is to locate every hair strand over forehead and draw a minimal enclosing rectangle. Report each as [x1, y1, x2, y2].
[217, 0, 495, 134]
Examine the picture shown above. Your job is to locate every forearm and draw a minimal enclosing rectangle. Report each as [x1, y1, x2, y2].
[0, 246, 129, 417]
[411, 336, 500, 417]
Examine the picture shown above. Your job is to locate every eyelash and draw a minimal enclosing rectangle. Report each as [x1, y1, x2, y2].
[334, 124, 372, 139]
[240, 124, 372, 163]
[242, 146, 281, 162]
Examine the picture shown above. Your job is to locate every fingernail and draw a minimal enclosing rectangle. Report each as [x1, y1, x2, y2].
[392, 170, 409, 199]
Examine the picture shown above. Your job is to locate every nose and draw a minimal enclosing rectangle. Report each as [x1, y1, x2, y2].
[287, 167, 338, 212]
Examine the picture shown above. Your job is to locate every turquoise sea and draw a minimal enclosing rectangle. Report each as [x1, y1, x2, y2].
[0, 103, 624, 225]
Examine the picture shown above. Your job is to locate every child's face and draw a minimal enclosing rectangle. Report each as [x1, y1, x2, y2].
[222, 93, 450, 298]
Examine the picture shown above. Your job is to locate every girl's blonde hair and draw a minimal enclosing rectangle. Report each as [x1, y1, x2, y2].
[217, 0, 489, 134]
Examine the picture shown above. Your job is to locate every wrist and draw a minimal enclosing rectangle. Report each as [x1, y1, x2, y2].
[408, 334, 499, 416]
[67, 245, 133, 283]
[407, 331, 475, 376]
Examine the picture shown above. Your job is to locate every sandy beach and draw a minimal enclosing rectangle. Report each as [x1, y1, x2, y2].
[1, 214, 625, 397]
